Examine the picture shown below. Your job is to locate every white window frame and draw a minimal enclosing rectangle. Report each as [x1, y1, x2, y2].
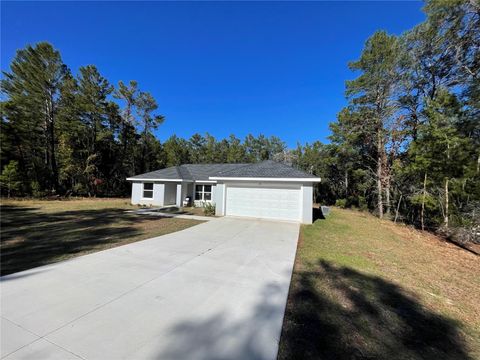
[142, 182, 154, 199]
[195, 184, 212, 202]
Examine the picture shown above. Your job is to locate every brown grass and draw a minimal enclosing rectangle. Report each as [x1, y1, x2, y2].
[279, 208, 480, 360]
[181, 206, 207, 216]
[1, 198, 203, 276]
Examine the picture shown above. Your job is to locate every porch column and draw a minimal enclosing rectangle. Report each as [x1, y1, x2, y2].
[176, 183, 182, 207]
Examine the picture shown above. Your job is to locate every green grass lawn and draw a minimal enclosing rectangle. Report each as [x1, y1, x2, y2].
[279, 208, 480, 360]
[0, 198, 203, 276]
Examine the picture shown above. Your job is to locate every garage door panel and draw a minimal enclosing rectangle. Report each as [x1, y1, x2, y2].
[226, 185, 301, 221]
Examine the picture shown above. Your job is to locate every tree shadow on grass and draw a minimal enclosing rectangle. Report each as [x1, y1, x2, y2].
[0, 204, 168, 276]
[278, 260, 471, 360]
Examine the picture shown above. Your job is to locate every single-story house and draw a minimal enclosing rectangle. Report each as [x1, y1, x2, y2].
[126, 160, 321, 224]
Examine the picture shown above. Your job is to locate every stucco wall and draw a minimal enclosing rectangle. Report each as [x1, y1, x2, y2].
[130, 182, 165, 206]
[301, 183, 313, 224]
[215, 183, 225, 216]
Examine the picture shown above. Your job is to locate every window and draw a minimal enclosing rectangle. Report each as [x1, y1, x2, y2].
[143, 182, 154, 199]
[195, 184, 212, 201]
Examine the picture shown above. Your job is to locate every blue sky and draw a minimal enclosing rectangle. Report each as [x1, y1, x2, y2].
[1, 1, 425, 148]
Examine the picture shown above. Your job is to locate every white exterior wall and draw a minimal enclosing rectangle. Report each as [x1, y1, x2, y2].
[212, 185, 217, 206]
[131, 182, 165, 206]
[215, 183, 225, 216]
[131, 182, 143, 204]
[301, 183, 313, 224]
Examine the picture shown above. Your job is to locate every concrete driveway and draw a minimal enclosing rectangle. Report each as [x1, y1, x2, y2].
[1, 218, 299, 360]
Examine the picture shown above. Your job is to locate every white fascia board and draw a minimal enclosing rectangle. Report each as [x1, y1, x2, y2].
[208, 177, 321, 182]
[126, 178, 192, 182]
[193, 180, 217, 183]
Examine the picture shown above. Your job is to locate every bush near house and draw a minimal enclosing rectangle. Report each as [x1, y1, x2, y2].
[203, 202, 216, 216]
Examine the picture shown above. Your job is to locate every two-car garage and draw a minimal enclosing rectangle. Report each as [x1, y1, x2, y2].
[212, 178, 315, 223]
[225, 184, 302, 222]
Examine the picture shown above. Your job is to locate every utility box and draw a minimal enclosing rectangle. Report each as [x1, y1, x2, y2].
[321, 206, 330, 217]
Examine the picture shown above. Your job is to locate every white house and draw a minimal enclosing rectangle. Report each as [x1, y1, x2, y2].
[126, 160, 321, 224]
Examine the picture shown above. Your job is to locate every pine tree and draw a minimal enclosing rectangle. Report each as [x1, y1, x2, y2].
[345, 31, 403, 218]
[0, 160, 22, 197]
[136, 91, 165, 173]
[1, 43, 68, 193]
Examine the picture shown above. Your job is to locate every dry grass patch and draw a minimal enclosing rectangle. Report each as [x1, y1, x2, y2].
[279, 208, 479, 360]
[1, 198, 203, 276]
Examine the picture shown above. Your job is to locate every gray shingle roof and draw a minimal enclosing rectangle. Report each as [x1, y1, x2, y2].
[128, 166, 190, 180]
[127, 160, 317, 181]
[183, 164, 249, 180]
[214, 160, 318, 179]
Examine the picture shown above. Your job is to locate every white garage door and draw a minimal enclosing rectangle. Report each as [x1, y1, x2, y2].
[225, 184, 301, 221]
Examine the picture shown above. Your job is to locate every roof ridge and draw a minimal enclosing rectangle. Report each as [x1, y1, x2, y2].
[183, 163, 250, 166]
[177, 165, 193, 180]
[216, 161, 259, 176]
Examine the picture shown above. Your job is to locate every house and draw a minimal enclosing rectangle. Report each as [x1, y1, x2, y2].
[126, 160, 321, 224]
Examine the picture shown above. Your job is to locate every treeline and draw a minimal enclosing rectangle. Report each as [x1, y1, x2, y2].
[0, 43, 287, 196]
[294, 0, 479, 239]
[1, 0, 479, 241]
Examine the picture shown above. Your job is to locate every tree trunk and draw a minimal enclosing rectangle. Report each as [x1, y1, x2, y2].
[385, 176, 391, 218]
[477, 152, 479, 174]
[421, 172, 427, 231]
[49, 117, 59, 193]
[46, 95, 59, 193]
[7, 173, 11, 198]
[394, 194, 403, 223]
[141, 127, 148, 174]
[377, 132, 384, 219]
[345, 169, 348, 198]
[444, 178, 449, 228]
[92, 115, 97, 154]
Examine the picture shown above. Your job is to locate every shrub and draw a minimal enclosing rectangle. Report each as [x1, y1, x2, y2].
[358, 196, 368, 211]
[0, 161, 22, 197]
[335, 198, 347, 208]
[203, 202, 216, 216]
[72, 183, 87, 196]
[30, 180, 45, 198]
